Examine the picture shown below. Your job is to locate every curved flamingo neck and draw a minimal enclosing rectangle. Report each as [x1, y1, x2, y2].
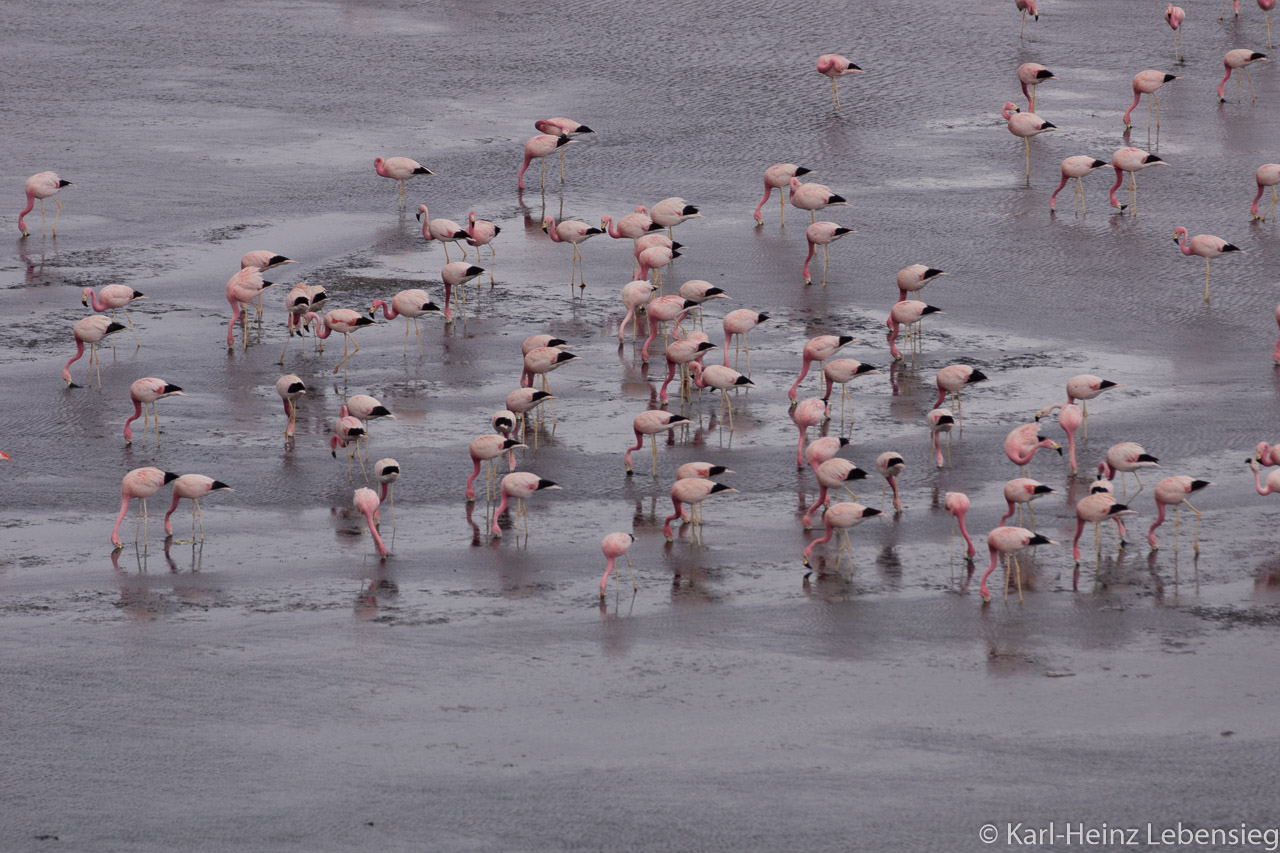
[956, 514, 976, 556]
[1147, 501, 1168, 543]
[18, 192, 36, 231]
[63, 339, 87, 383]
[1254, 465, 1275, 495]
[1009, 446, 1036, 466]
[1175, 230, 1192, 255]
[493, 492, 512, 535]
[886, 321, 901, 359]
[1050, 173, 1070, 205]
[1123, 92, 1141, 126]
[600, 557, 616, 594]
[1252, 184, 1266, 216]
[544, 219, 562, 242]
[375, 160, 390, 178]
[84, 289, 108, 311]
[980, 546, 1000, 600]
[363, 509, 387, 557]
[1109, 167, 1125, 206]
[111, 491, 133, 546]
[517, 152, 534, 189]
[124, 400, 143, 441]
[372, 300, 397, 320]
[379, 482, 390, 502]
[1219, 67, 1232, 100]
[753, 186, 773, 223]
[602, 216, 622, 238]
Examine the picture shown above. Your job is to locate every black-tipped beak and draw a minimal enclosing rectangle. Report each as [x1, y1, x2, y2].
[1055, 446, 1063, 456]
[415, 211, 422, 221]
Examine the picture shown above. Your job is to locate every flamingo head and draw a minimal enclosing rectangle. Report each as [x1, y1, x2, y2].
[1002, 101, 1021, 119]
[415, 203, 426, 221]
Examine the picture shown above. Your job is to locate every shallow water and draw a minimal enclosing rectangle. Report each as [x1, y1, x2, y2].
[4, 0, 1280, 850]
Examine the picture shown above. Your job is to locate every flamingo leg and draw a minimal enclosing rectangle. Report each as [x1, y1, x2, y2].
[91, 343, 102, 390]
[52, 197, 63, 236]
[1029, 501, 1037, 531]
[625, 553, 637, 591]
[1024, 137, 1031, 182]
[831, 76, 839, 109]
[651, 436, 658, 477]
[1205, 257, 1211, 302]
[559, 147, 566, 184]
[195, 498, 205, 542]
[780, 191, 786, 226]
[1014, 553, 1023, 602]
[1081, 399, 1089, 441]
[541, 157, 547, 190]
[1184, 499, 1203, 553]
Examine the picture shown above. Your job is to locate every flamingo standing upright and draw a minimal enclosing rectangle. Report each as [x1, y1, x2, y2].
[1109, 147, 1168, 213]
[465, 212, 501, 282]
[689, 361, 755, 431]
[64, 315, 126, 388]
[944, 491, 977, 561]
[1099, 442, 1160, 498]
[1173, 226, 1243, 301]
[721, 309, 769, 373]
[816, 54, 862, 109]
[1219, 49, 1269, 103]
[1124, 71, 1179, 131]
[1016, 0, 1039, 37]
[276, 375, 306, 441]
[1166, 4, 1186, 63]
[980, 526, 1054, 603]
[801, 503, 882, 569]
[123, 378, 185, 447]
[793, 398, 831, 468]
[926, 409, 956, 468]
[789, 335, 857, 404]
[374, 156, 432, 205]
[111, 467, 179, 549]
[933, 364, 988, 425]
[18, 171, 71, 237]
[1066, 374, 1119, 439]
[1000, 478, 1055, 529]
[600, 532, 638, 599]
[518, 134, 571, 190]
[1002, 101, 1057, 181]
[163, 475, 233, 543]
[755, 164, 813, 225]
[876, 451, 906, 513]
[82, 285, 145, 346]
[534, 117, 593, 182]
[650, 197, 702, 240]
[1050, 156, 1110, 214]
[802, 459, 868, 529]
[1261, 0, 1277, 48]
[226, 267, 275, 351]
[804, 222, 854, 286]
[1017, 62, 1056, 110]
[369, 290, 442, 356]
[663, 478, 737, 544]
[417, 205, 469, 263]
[624, 410, 690, 476]
[1004, 422, 1063, 474]
[896, 265, 946, 301]
[543, 216, 604, 294]
[1148, 476, 1211, 551]
[1251, 163, 1280, 220]
[1034, 403, 1083, 474]
[303, 310, 377, 380]
[492, 473, 561, 539]
[353, 487, 388, 558]
[789, 177, 849, 224]
[887, 301, 943, 360]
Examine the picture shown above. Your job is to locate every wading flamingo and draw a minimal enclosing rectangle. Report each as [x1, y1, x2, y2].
[802, 459, 868, 529]
[688, 361, 755, 431]
[944, 491, 977, 561]
[1050, 156, 1110, 214]
[801, 503, 882, 569]
[353, 487, 388, 558]
[804, 222, 854, 286]
[518, 134, 571, 190]
[467, 435, 526, 502]
[65, 315, 126, 388]
[887, 301, 943, 360]
[600, 532, 638, 599]
[659, 338, 717, 404]
[789, 335, 858, 404]
[534, 117, 593, 183]
[492, 473, 561, 539]
[1252, 163, 1280, 220]
[1098, 441, 1160, 498]
[1109, 147, 1168, 214]
[1002, 101, 1057, 181]
[18, 171, 71, 237]
[276, 375, 306, 441]
[790, 177, 849, 224]
[82, 285, 145, 346]
[1034, 402, 1083, 473]
[303, 310, 377, 379]
[369, 290, 442, 356]
[1005, 422, 1063, 474]
[876, 451, 906, 513]
[111, 467, 178, 549]
[625, 410, 690, 476]
[816, 54, 862, 109]
[1219, 49, 1269, 103]
[755, 164, 813, 225]
[1066, 374, 1118, 439]
[722, 309, 770, 372]
[640, 296, 697, 363]
[1166, 4, 1186, 63]
[980, 526, 1054, 603]
[1000, 478, 1055, 529]
[440, 262, 486, 323]
[466, 212, 501, 282]
[822, 359, 879, 424]
[793, 398, 831, 468]
[1124, 71, 1179, 131]
[226, 267, 275, 351]
[417, 205, 469, 263]
[123, 378, 185, 447]
[374, 156, 432, 205]
[163, 475, 232, 543]
[1017, 62, 1056, 110]
[1073, 493, 1136, 566]
[926, 409, 956, 468]
[650, 197, 703, 240]
[663, 478, 737, 544]
[933, 364, 988, 425]
[543, 216, 605, 294]
[896, 265, 946, 301]
[1016, 0, 1039, 38]
[1173, 226, 1243, 301]
[618, 280, 657, 343]
[1148, 476, 1211, 551]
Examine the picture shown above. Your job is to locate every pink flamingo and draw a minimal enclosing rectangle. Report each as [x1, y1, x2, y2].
[816, 54, 862, 109]
[677, 462, 733, 480]
[522, 346, 581, 395]
[369, 289, 442, 356]
[603, 208, 660, 240]
[789, 177, 849, 224]
[492, 472, 561, 539]
[876, 451, 906, 513]
[793, 398, 831, 468]
[353, 487, 388, 558]
[804, 222, 854, 286]
[1050, 156, 1110, 214]
[944, 491, 977, 561]
[344, 395, 395, 440]
[802, 459, 867, 529]
[619, 280, 657, 343]
[677, 280, 728, 331]
[1148, 476, 1211, 551]
[518, 134, 571, 190]
[281, 283, 327, 360]
[1098, 442, 1159, 498]
[163, 475, 232, 543]
[1002, 101, 1057, 181]
[789, 335, 858, 404]
[1250, 457, 1280, 496]
[82, 285, 145, 346]
[1166, 4, 1186, 63]
[600, 532, 638, 599]
[543, 216, 604, 294]
[755, 163, 813, 225]
[650, 197, 702, 240]
[637, 244, 679, 289]
[1224, 0, 1242, 18]
[663, 478, 737, 544]
[1004, 422, 1062, 473]
[625, 410, 691, 476]
[822, 359, 879, 423]
[374, 458, 400, 531]
[465, 212, 501, 282]
[330, 414, 367, 477]
[1000, 478, 1055, 528]
[1262, 0, 1277, 48]
[240, 250, 296, 272]
[1219, 49, 1269, 103]
[225, 267, 276, 350]
[934, 364, 987, 425]
[1066, 374, 1118, 439]
[801, 503, 881, 569]
[721, 309, 769, 372]
[123, 378, 185, 446]
[1017, 62, 1056, 110]
[887, 301, 942, 360]
[505, 389, 554, 432]
[1253, 441, 1280, 466]
[1016, 0, 1039, 37]
[1034, 402, 1083, 473]
[1251, 163, 1280, 220]
[688, 361, 755, 431]
[1174, 226, 1243, 301]
[534, 117, 593, 183]
[1109, 147, 1168, 213]
[806, 435, 851, 478]
[521, 333, 568, 356]
[896, 264, 946, 301]
[416, 205, 469, 263]
[64, 315, 126, 388]
[440, 262, 486, 323]
[374, 156, 432, 205]
[303, 310, 376, 379]
[18, 171, 71, 237]
[980, 526, 1055, 603]
[111, 467, 179, 549]
[467, 435, 526, 502]
[1073, 493, 1135, 565]
[640, 295, 697, 363]
[926, 409, 956, 468]
[1125, 71, 1179, 131]
[276, 375, 306, 440]
[659, 337, 717, 404]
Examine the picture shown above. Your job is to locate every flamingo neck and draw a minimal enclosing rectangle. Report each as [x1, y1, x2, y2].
[753, 186, 773, 223]
[364, 510, 387, 557]
[124, 399, 143, 441]
[1109, 167, 1125, 206]
[886, 322, 901, 360]
[379, 482, 390, 502]
[85, 289, 108, 312]
[1050, 173, 1070, 205]
[372, 300, 397, 320]
[1255, 465, 1273, 496]
[957, 515, 976, 556]
[1219, 67, 1232, 100]
[979, 546, 1001, 600]
[63, 339, 87, 383]
[517, 152, 534, 189]
[111, 491, 133, 546]
[18, 192, 36, 231]
[1253, 184, 1266, 216]
[600, 557, 615, 594]
[1123, 92, 1141, 126]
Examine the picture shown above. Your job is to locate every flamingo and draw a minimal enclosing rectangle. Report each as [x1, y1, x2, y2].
[1099, 442, 1159, 498]
[18, 171, 71, 237]
[816, 54, 862, 109]
[1262, 0, 1277, 48]
[1034, 403, 1083, 474]
[637, 244, 679, 289]
[926, 409, 955, 468]
[640, 296, 698, 363]
[225, 267, 275, 351]
[896, 265, 946, 301]
[280, 282, 318, 362]
[1223, 0, 1240, 19]
[1066, 374, 1118, 439]
[534, 117, 593, 183]
[353, 487, 388, 558]
[1004, 422, 1063, 473]
[933, 364, 987, 425]
[1073, 493, 1136, 566]
[505, 388, 554, 432]
[518, 134, 572, 190]
[1219, 49, 1269, 103]
[1017, 62, 1056, 110]
[659, 338, 717, 404]
[1050, 156, 1110, 214]
[465, 212, 501, 282]
[1124, 71, 1179, 131]
[1253, 441, 1280, 466]
[1016, 0, 1039, 37]
[163, 475, 232, 543]
[64, 315, 126, 388]
[676, 279, 728, 331]
[801, 503, 881, 569]
[1002, 101, 1057, 181]
[822, 359, 879, 425]
[755, 164, 812, 225]
[600, 532, 638, 599]
[374, 457, 401, 533]
[1250, 457, 1280, 496]
[650, 197, 702, 239]
[369, 290, 442, 356]
[1166, 4, 1186, 63]
[688, 361, 754, 431]
[1109, 147, 1168, 214]
[804, 222, 854, 286]
[416, 205, 469, 263]
[123, 378, 184, 446]
[1251, 163, 1280, 220]
[440, 262, 486, 323]
[625, 410, 691, 476]
[1000, 478, 1055, 529]
[543, 216, 604, 294]
[492, 472, 561, 539]
[374, 156, 433, 205]
[330, 414, 367, 476]
[876, 451, 906, 513]
[240, 250, 296, 273]
[944, 491, 977, 561]
[802, 459, 868, 528]
[789, 335, 858, 404]
[793, 398, 831, 468]
[721, 309, 769, 372]
[521, 334, 569, 356]
[303, 310, 376, 379]
[980, 526, 1054, 603]
[805, 435, 851, 478]
[344, 395, 394, 441]
[1173, 226, 1243, 301]
[1148, 476, 1211, 552]
[619, 280, 658, 343]
[467, 435, 526, 502]
[887, 302, 942, 360]
[82, 285, 145, 346]
[603, 208, 661, 240]
[111, 467, 179, 550]
[276, 375, 306, 441]
[662, 478, 737, 544]
[677, 462, 734, 480]
[789, 177, 849, 224]
[522, 346, 581, 395]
